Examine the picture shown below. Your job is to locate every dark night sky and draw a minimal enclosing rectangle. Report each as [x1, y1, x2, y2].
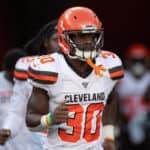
[0, 0, 150, 68]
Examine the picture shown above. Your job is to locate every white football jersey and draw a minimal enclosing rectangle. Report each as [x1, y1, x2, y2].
[117, 70, 150, 98]
[28, 51, 124, 150]
[14, 56, 36, 81]
[0, 71, 13, 126]
[2, 56, 36, 133]
[2, 56, 45, 150]
[117, 70, 150, 119]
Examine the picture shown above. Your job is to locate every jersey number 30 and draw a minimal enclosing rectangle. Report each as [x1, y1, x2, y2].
[58, 103, 104, 143]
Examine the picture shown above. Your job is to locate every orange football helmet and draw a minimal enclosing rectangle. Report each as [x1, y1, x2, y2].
[57, 7, 104, 60]
[126, 43, 150, 59]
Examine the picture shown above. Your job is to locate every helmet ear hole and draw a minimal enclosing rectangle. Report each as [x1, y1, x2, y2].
[73, 16, 77, 19]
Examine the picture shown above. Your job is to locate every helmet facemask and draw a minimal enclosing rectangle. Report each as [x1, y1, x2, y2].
[64, 28, 104, 61]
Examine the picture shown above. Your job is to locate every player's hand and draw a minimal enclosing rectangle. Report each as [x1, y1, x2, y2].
[52, 100, 69, 124]
[102, 140, 116, 150]
[0, 129, 11, 145]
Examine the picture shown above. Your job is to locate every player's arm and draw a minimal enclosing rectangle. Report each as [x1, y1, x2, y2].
[26, 54, 69, 131]
[0, 80, 30, 145]
[102, 88, 117, 134]
[102, 88, 117, 150]
[0, 57, 31, 145]
[101, 51, 124, 150]
[26, 87, 49, 127]
[26, 86, 69, 131]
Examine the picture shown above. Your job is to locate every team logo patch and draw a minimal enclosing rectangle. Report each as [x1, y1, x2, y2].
[82, 82, 89, 88]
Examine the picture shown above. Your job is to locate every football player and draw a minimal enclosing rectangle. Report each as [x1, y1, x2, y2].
[0, 19, 59, 150]
[26, 7, 124, 150]
[116, 43, 150, 150]
[0, 49, 26, 149]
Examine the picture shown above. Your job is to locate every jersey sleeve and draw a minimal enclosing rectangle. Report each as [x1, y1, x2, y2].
[2, 80, 32, 137]
[101, 51, 124, 80]
[2, 56, 35, 137]
[14, 56, 35, 81]
[28, 54, 58, 92]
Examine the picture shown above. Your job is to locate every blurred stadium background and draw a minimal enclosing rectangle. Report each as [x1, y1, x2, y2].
[0, 0, 149, 69]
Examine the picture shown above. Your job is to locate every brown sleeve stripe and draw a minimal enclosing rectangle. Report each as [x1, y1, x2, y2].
[28, 67, 58, 84]
[29, 76, 57, 84]
[29, 67, 58, 77]
[14, 69, 28, 80]
[109, 66, 123, 73]
[109, 66, 124, 80]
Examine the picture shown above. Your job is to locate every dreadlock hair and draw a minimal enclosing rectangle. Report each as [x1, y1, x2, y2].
[24, 19, 57, 56]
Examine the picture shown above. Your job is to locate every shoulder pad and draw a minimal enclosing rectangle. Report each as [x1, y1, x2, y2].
[14, 56, 36, 81]
[28, 54, 58, 84]
[99, 51, 124, 80]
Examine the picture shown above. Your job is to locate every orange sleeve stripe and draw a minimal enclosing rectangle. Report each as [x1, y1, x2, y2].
[110, 70, 124, 78]
[28, 70, 57, 82]
[14, 70, 28, 79]
[104, 137, 114, 141]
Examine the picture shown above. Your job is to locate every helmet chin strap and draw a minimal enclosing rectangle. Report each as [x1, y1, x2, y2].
[67, 49, 106, 77]
[68, 48, 98, 61]
[75, 48, 97, 59]
[67, 37, 106, 76]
